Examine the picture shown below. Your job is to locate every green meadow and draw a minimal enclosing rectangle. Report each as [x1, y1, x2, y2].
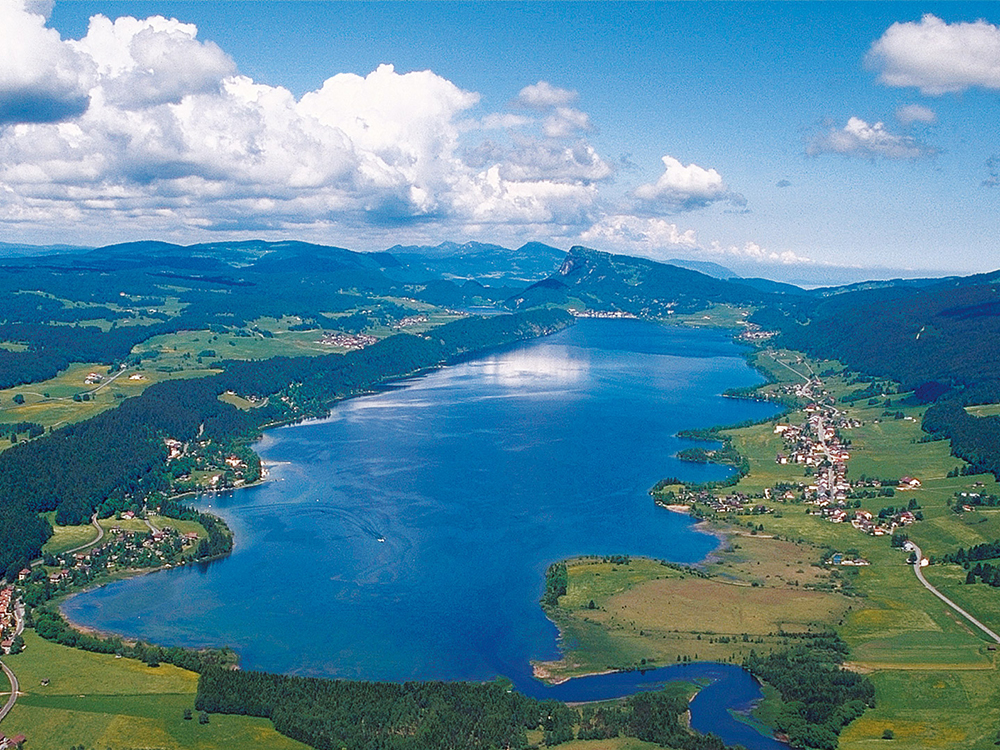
[0, 363, 217, 452]
[544, 345, 1000, 749]
[1, 631, 308, 750]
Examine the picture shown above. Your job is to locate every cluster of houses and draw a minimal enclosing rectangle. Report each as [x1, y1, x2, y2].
[83, 371, 104, 385]
[567, 308, 640, 319]
[953, 490, 1000, 512]
[814, 506, 918, 537]
[702, 494, 768, 515]
[738, 324, 777, 342]
[659, 488, 769, 516]
[773, 395, 854, 506]
[768, 374, 927, 541]
[394, 314, 429, 329]
[0, 733, 26, 749]
[319, 331, 378, 349]
[26, 525, 202, 592]
[825, 552, 871, 566]
[0, 585, 16, 652]
[164, 436, 253, 491]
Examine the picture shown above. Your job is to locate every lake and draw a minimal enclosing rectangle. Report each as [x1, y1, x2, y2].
[64, 319, 782, 742]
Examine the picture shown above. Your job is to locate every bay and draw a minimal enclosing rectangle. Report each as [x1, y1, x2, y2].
[64, 319, 779, 714]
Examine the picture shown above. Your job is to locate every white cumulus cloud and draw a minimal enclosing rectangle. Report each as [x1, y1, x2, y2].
[515, 81, 578, 109]
[71, 13, 235, 109]
[581, 215, 698, 249]
[0, 4, 746, 253]
[896, 104, 937, 125]
[0, 2, 623, 239]
[543, 107, 591, 138]
[0, 0, 92, 124]
[634, 155, 729, 211]
[868, 14, 1000, 95]
[807, 117, 936, 160]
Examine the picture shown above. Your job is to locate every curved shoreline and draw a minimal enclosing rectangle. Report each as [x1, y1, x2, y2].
[54, 322, 771, 685]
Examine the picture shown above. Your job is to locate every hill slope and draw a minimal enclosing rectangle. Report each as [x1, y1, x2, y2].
[507, 246, 774, 314]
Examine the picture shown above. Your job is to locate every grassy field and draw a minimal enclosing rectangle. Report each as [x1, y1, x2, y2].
[966, 403, 1000, 417]
[1, 631, 308, 750]
[538, 345, 1000, 748]
[536, 544, 852, 682]
[0, 363, 217, 451]
[41, 512, 100, 556]
[669, 304, 752, 328]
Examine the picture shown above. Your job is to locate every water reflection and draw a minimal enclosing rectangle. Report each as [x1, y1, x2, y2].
[473, 345, 589, 388]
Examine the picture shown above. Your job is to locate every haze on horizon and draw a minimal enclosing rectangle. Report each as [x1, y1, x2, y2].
[1, 0, 998, 279]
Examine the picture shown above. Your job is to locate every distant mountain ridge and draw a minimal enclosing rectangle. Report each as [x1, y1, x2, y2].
[384, 240, 565, 285]
[506, 245, 777, 315]
[0, 240, 92, 258]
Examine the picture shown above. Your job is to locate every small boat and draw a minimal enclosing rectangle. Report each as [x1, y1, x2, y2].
[377, 536, 385, 543]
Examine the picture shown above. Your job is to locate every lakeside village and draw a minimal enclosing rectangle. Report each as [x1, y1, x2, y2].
[0, 432, 253, 658]
[12, 519, 202, 613]
[317, 314, 433, 350]
[662, 370, 924, 567]
[0, 584, 18, 653]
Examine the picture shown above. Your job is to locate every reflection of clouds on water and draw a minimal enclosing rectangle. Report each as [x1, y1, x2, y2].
[342, 398, 437, 412]
[473, 346, 589, 388]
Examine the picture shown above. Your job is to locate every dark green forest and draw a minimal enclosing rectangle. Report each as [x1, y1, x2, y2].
[195, 667, 739, 750]
[744, 635, 875, 750]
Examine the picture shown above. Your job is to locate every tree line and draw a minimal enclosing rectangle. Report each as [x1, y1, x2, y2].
[744, 634, 875, 750]
[923, 403, 1000, 480]
[195, 666, 741, 750]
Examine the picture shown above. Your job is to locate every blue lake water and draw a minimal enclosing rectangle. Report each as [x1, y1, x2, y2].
[64, 319, 783, 745]
[522, 662, 787, 750]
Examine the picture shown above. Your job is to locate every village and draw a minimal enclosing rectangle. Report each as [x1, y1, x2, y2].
[770, 377, 922, 539]
[0, 586, 18, 655]
[15, 519, 203, 606]
[663, 367, 925, 566]
[318, 331, 379, 349]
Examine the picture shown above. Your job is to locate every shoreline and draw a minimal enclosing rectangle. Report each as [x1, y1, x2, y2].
[43, 323, 579, 661]
[52, 320, 765, 686]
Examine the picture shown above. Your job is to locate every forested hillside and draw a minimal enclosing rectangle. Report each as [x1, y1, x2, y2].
[751, 271, 1000, 479]
[757, 275, 1000, 399]
[0, 240, 530, 388]
[507, 246, 776, 315]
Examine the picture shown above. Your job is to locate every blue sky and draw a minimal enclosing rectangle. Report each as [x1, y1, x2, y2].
[2, 1, 999, 276]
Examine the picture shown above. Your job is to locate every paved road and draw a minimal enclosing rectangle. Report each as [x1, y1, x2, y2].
[910, 542, 1000, 644]
[28, 512, 104, 572]
[770, 353, 811, 383]
[62, 512, 104, 557]
[0, 601, 23, 725]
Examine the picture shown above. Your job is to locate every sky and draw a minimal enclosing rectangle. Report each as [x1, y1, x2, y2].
[1, 0, 999, 277]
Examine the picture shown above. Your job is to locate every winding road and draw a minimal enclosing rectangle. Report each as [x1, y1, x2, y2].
[65, 512, 105, 556]
[909, 542, 1000, 644]
[0, 601, 24, 725]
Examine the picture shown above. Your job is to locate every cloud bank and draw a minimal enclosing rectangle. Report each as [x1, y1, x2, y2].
[807, 117, 936, 160]
[0, 0, 756, 262]
[868, 14, 1000, 95]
